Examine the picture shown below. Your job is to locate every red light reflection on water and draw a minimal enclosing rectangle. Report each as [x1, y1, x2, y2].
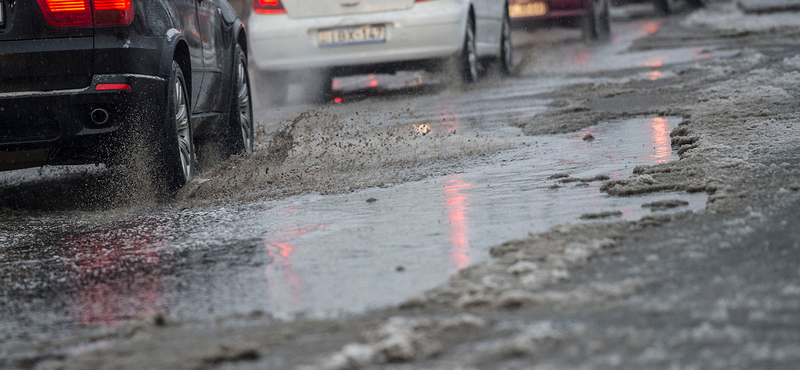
[650, 117, 672, 163]
[647, 70, 663, 81]
[642, 21, 661, 36]
[63, 225, 167, 328]
[263, 211, 328, 312]
[643, 57, 663, 68]
[444, 175, 473, 271]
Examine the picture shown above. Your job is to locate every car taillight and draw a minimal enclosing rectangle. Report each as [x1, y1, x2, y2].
[253, 0, 286, 14]
[36, 0, 133, 28]
[36, 0, 92, 27]
[93, 0, 133, 27]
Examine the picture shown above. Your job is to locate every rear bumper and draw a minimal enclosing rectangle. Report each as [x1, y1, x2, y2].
[0, 74, 167, 167]
[248, 1, 468, 72]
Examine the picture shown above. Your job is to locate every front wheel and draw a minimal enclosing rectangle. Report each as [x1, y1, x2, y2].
[253, 71, 288, 107]
[226, 44, 254, 155]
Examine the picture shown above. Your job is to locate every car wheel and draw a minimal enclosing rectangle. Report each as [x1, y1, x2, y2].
[460, 15, 479, 83]
[157, 60, 195, 194]
[498, 7, 514, 76]
[226, 44, 254, 155]
[654, 0, 675, 14]
[582, 0, 611, 41]
[309, 71, 335, 104]
[254, 70, 288, 107]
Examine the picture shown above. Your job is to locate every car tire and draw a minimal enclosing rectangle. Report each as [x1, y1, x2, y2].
[582, 0, 611, 41]
[498, 7, 514, 76]
[443, 13, 479, 87]
[654, 0, 675, 14]
[225, 44, 254, 155]
[254, 70, 288, 107]
[155, 60, 196, 194]
[460, 14, 479, 83]
[309, 71, 335, 104]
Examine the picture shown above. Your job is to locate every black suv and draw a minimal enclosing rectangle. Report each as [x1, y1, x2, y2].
[0, 0, 253, 192]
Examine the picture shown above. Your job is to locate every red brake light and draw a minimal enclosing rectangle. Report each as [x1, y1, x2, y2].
[253, 0, 286, 14]
[93, 0, 133, 26]
[95, 83, 132, 91]
[36, 0, 133, 27]
[36, 0, 92, 27]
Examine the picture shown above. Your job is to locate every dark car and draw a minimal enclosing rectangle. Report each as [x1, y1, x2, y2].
[508, 0, 611, 40]
[0, 0, 253, 192]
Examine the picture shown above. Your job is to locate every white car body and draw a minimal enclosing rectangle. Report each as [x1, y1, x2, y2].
[248, 0, 507, 74]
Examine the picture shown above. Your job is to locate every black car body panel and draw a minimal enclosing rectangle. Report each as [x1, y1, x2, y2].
[0, 0, 248, 169]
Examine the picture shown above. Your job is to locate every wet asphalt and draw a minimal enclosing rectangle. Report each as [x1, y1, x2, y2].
[0, 5, 726, 354]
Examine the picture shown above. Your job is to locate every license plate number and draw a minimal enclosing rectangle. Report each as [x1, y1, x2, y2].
[509, 2, 548, 18]
[318, 24, 386, 47]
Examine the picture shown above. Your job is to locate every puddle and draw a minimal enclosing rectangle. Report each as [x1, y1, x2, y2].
[0, 116, 707, 338]
[211, 116, 705, 318]
[516, 19, 738, 76]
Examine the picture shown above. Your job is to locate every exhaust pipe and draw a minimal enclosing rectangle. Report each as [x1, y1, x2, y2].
[90, 108, 110, 125]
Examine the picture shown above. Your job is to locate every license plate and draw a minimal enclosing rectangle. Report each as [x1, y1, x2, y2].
[509, 2, 548, 18]
[318, 24, 386, 48]
[0, 0, 5, 27]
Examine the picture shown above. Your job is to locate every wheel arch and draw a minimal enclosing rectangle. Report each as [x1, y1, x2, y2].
[235, 20, 248, 58]
[159, 29, 192, 105]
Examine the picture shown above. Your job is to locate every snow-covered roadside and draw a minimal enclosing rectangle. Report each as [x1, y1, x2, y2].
[684, 2, 800, 32]
[29, 8, 800, 370]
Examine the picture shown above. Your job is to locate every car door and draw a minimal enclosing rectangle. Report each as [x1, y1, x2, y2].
[167, 0, 205, 112]
[195, 0, 226, 112]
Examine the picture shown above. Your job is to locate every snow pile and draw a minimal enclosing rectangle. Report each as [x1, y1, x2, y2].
[683, 3, 800, 33]
[782, 55, 800, 69]
[301, 317, 442, 370]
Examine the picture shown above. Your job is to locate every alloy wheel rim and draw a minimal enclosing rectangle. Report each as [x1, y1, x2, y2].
[174, 78, 192, 181]
[236, 59, 253, 154]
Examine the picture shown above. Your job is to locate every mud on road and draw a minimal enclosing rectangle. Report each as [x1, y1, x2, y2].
[3, 2, 800, 369]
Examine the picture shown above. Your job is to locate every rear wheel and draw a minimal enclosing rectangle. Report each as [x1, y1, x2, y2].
[254, 70, 288, 107]
[226, 44, 254, 155]
[460, 15, 479, 83]
[309, 71, 335, 104]
[582, 0, 611, 41]
[498, 8, 514, 76]
[443, 14, 479, 86]
[157, 61, 195, 194]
